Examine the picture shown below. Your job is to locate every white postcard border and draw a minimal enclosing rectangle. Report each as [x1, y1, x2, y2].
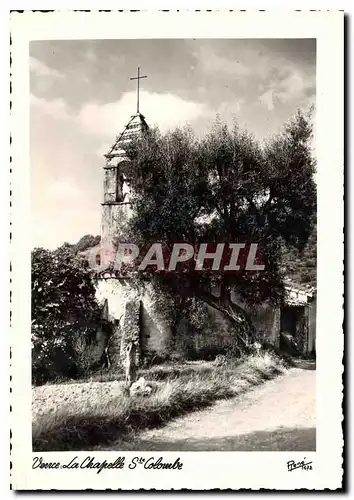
[10, 10, 344, 490]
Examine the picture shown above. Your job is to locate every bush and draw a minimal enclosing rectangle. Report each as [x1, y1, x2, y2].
[214, 354, 227, 366]
[31, 245, 103, 385]
[184, 344, 227, 361]
[140, 350, 169, 369]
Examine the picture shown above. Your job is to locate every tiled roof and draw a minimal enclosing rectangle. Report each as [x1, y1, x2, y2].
[284, 280, 316, 306]
[104, 113, 149, 167]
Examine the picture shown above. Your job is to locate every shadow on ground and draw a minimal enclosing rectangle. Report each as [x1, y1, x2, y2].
[113, 426, 316, 452]
[292, 359, 316, 370]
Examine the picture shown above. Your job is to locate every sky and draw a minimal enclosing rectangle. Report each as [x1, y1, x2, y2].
[30, 39, 316, 249]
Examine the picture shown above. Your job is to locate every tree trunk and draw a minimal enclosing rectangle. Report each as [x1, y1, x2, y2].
[196, 287, 256, 348]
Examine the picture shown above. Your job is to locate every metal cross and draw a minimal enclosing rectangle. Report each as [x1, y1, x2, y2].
[130, 66, 147, 114]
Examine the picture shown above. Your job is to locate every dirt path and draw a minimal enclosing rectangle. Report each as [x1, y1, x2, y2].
[112, 364, 316, 451]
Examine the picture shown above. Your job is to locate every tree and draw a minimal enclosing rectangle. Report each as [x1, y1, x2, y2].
[282, 220, 317, 288]
[31, 244, 102, 384]
[121, 110, 316, 347]
[74, 234, 101, 253]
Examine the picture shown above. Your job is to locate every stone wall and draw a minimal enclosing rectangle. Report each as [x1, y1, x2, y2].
[230, 289, 280, 345]
[295, 306, 308, 352]
[140, 302, 172, 355]
[96, 278, 284, 364]
[173, 304, 236, 358]
[101, 203, 132, 242]
[307, 298, 317, 353]
[250, 304, 281, 345]
[95, 278, 172, 364]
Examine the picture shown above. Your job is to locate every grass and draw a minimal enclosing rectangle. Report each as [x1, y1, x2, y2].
[47, 360, 221, 386]
[32, 352, 288, 451]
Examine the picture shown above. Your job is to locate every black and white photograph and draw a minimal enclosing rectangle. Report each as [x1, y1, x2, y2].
[10, 10, 343, 491]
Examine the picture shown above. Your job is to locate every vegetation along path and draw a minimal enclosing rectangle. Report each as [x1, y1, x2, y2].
[111, 362, 316, 452]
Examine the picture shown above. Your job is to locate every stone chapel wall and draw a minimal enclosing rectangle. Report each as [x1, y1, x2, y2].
[101, 203, 132, 242]
[95, 278, 173, 363]
[306, 297, 316, 353]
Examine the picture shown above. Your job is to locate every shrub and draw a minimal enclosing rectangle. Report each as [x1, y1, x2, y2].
[31, 245, 102, 385]
[214, 354, 227, 366]
[140, 350, 169, 369]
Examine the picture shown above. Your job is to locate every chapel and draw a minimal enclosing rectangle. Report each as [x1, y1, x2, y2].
[94, 67, 316, 366]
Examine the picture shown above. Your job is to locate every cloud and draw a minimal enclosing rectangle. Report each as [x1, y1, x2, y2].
[47, 177, 85, 202]
[192, 43, 315, 112]
[30, 94, 72, 121]
[31, 90, 213, 141]
[30, 57, 66, 79]
[259, 90, 275, 111]
[32, 175, 99, 249]
[78, 91, 213, 138]
[195, 46, 252, 78]
[212, 99, 245, 126]
[193, 44, 288, 83]
[258, 66, 315, 110]
[225, 99, 244, 114]
[31, 207, 100, 250]
[276, 68, 315, 103]
[85, 49, 97, 62]
[29, 90, 213, 249]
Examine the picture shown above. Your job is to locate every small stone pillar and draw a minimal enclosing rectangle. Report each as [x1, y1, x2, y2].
[120, 300, 141, 366]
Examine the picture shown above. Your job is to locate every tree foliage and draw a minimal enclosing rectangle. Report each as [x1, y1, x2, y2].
[282, 220, 316, 287]
[122, 110, 316, 341]
[74, 234, 101, 253]
[31, 244, 102, 384]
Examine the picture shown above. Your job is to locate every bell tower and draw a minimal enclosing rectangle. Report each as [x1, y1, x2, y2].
[101, 67, 149, 242]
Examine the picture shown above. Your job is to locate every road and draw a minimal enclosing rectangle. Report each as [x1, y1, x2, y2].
[116, 363, 316, 451]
